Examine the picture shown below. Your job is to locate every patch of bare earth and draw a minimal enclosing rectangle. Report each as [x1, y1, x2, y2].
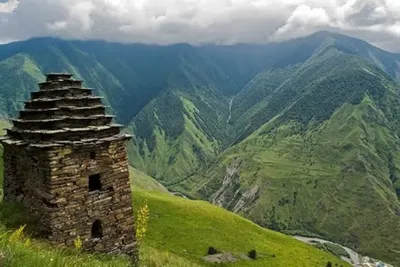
[202, 253, 251, 263]
[203, 253, 237, 263]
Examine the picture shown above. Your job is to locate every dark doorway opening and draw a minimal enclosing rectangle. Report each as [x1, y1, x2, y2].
[89, 174, 102, 191]
[91, 220, 103, 238]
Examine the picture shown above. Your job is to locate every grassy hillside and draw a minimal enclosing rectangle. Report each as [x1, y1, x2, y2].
[0, 192, 349, 266]
[0, 153, 348, 266]
[133, 190, 348, 267]
[0, 54, 44, 117]
[230, 65, 300, 125]
[127, 86, 231, 185]
[129, 167, 168, 193]
[183, 66, 400, 265]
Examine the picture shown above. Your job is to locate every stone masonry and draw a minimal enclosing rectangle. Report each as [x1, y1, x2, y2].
[0, 73, 137, 260]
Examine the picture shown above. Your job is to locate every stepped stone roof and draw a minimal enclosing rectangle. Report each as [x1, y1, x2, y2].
[1, 73, 131, 148]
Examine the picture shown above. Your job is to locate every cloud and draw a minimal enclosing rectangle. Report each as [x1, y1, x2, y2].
[0, 0, 18, 13]
[0, 0, 400, 52]
[271, 5, 331, 41]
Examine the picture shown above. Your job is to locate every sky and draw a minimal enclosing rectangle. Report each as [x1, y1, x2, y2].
[0, 0, 399, 52]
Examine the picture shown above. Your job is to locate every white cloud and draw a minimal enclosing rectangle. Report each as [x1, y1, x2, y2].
[272, 5, 331, 41]
[0, 0, 18, 13]
[47, 20, 68, 31]
[0, 0, 399, 51]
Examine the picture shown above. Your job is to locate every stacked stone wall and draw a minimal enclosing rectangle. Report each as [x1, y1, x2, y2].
[2, 144, 53, 235]
[45, 140, 136, 255]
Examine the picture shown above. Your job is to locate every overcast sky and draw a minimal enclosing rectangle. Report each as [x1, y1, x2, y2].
[0, 0, 399, 52]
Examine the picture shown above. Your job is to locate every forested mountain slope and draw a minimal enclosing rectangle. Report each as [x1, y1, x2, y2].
[179, 44, 400, 265]
[1, 31, 400, 265]
[125, 85, 231, 184]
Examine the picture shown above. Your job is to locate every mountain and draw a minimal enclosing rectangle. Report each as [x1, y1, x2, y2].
[177, 35, 400, 265]
[125, 85, 231, 185]
[1, 31, 400, 265]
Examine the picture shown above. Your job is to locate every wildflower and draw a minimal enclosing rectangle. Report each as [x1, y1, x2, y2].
[9, 225, 25, 243]
[74, 235, 83, 251]
[135, 200, 150, 243]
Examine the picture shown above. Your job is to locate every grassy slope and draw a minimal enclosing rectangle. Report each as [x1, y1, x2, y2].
[0, 189, 349, 267]
[186, 96, 400, 265]
[127, 86, 230, 185]
[181, 47, 400, 265]
[134, 190, 348, 267]
[0, 46, 125, 118]
[0, 54, 45, 117]
[0, 173, 350, 267]
[129, 167, 168, 193]
[230, 65, 300, 126]
[0, 137, 348, 266]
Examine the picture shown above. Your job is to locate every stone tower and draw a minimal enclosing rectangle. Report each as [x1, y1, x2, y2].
[0, 73, 137, 258]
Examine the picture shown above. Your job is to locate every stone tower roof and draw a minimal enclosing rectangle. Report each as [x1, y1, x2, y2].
[1, 73, 131, 148]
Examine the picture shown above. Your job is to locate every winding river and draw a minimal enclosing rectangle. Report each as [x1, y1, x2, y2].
[293, 236, 361, 266]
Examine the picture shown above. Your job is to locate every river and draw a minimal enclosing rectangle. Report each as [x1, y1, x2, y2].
[293, 236, 360, 266]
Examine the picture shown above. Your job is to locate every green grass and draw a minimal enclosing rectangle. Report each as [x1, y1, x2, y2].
[134, 190, 349, 267]
[0, 203, 199, 267]
[0, 145, 348, 267]
[0, 168, 349, 267]
[322, 243, 350, 259]
[129, 168, 348, 266]
[0, 190, 350, 267]
[0, 54, 45, 118]
[128, 90, 229, 186]
[0, 120, 10, 135]
[129, 167, 168, 193]
[185, 95, 400, 265]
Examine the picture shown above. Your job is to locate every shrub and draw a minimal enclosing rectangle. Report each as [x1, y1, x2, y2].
[326, 261, 332, 267]
[207, 247, 219, 255]
[248, 249, 257, 259]
[324, 243, 349, 258]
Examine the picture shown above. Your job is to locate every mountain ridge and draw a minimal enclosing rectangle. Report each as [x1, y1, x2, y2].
[1, 31, 400, 265]
[176, 43, 400, 264]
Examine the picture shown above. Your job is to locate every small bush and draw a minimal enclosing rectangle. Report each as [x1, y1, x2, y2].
[207, 247, 219, 255]
[248, 249, 257, 259]
[324, 243, 349, 258]
[326, 261, 332, 267]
